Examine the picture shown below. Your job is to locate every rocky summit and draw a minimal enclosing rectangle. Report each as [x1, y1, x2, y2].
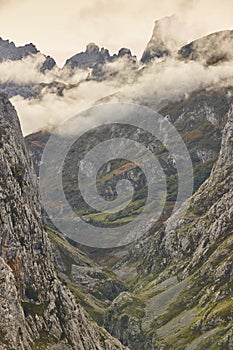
[65, 42, 136, 70]
[0, 37, 56, 72]
[141, 15, 181, 63]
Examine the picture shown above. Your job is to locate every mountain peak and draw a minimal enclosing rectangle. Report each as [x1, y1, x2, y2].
[86, 42, 100, 53]
[118, 47, 132, 57]
[65, 42, 111, 69]
[0, 37, 56, 73]
[0, 38, 38, 62]
[141, 15, 182, 63]
[65, 44, 135, 71]
[179, 30, 233, 65]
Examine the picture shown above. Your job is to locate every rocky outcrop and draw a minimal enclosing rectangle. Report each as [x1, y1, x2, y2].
[41, 55, 56, 72]
[0, 38, 38, 61]
[0, 38, 57, 98]
[179, 30, 233, 65]
[0, 37, 56, 71]
[64, 43, 137, 80]
[141, 20, 233, 66]
[0, 257, 31, 349]
[141, 15, 183, 63]
[0, 93, 128, 349]
[65, 43, 111, 70]
[216, 107, 233, 168]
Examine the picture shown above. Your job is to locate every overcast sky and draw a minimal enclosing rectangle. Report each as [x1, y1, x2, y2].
[0, 0, 233, 66]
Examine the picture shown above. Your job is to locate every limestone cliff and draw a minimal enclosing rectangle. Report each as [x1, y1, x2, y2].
[0, 93, 128, 349]
[105, 106, 233, 349]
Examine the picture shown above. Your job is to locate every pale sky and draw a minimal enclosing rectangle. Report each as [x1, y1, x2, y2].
[0, 0, 233, 67]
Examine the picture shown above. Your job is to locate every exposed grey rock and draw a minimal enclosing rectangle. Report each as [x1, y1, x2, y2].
[178, 30, 233, 65]
[0, 38, 38, 62]
[65, 43, 111, 70]
[0, 93, 128, 349]
[107, 99, 233, 349]
[0, 257, 31, 349]
[215, 106, 233, 168]
[0, 37, 56, 71]
[141, 15, 182, 63]
[41, 55, 56, 72]
[64, 42, 137, 81]
[118, 48, 132, 57]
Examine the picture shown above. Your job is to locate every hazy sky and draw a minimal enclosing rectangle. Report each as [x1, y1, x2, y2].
[0, 0, 233, 66]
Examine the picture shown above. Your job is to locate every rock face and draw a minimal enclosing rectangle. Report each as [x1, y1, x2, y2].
[0, 38, 38, 61]
[0, 37, 56, 71]
[179, 30, 233, 65]
[0, 256, 31, 349]
[141, 15, 183, 63]
[141, 20, 233, 66]
[0, 37, 57, 99]
[0, 93, 128, 349]
[216, 107, 233, 168]
[105, 106, 233, 349]
[65, 43, 111, 70]
[64, 43, 137, 79]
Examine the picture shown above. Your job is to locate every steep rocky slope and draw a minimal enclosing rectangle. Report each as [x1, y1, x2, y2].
[47, 228, 127, 325]
[0, 93, 128, 349]
[25, 85, 233, 349]
[141, 15, 182, 63]
[105, 108, 233, 349]
[179, 30, 233, 66]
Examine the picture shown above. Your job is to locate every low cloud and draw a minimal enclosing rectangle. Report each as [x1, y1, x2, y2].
[0, 54, 88, 85]
[9, 52, 233, 135]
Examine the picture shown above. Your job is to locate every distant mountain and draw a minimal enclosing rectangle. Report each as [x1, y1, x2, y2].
[64, 43, 138, 81]
[26, 85, 233, 246]
[179, 30, 233, 65]
[0, 38, 61, 99]
[65, 42, 136, 70]
[65, 42, 111, 69]
[0, 37, 56, 72]
[0, 38, 38, 60]
[141, 18, 233, 66]
[141, 15, 184, 63]
[1, 22, 233, 101]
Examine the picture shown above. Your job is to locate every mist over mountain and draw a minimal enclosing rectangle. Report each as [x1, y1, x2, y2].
[0, 15, 233, 350]
[0, 37, 56, 71]
[1, 17, 233, 135]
